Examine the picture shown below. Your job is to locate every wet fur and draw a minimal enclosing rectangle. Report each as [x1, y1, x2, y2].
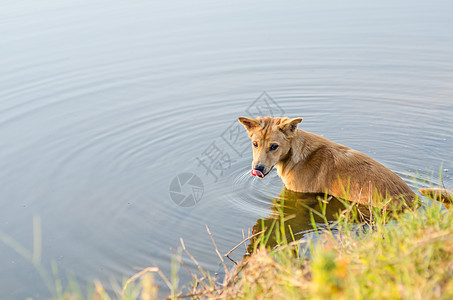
[239, 116, 417, 207]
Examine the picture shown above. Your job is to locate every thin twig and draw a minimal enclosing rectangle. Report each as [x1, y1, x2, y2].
[155, 265, 175, 298]
[170, 248, 196, 280]
[180, 238, 214, 287]
[242, 229, 246, 252]
[206, 225, 229, 277]
[224, 230, 264, 257]
[226, 254, 238, 265]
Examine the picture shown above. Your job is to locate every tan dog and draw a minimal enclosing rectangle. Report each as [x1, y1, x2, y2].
[238, 116, 419, 208]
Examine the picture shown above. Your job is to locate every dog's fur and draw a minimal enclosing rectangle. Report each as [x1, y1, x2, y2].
[238, 116, 417, 207]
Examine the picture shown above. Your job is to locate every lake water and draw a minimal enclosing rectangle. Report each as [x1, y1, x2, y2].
[1, 0, 452, 298]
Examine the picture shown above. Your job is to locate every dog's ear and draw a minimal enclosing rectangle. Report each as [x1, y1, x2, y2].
[278, 117, 302, 135]
[238, 117, 260, 132]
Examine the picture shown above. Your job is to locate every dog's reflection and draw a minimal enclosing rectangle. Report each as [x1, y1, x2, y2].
[247, 188, 371, 253]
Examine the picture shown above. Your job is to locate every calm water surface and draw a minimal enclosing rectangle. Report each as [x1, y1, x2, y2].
[1, 0, 453, 298]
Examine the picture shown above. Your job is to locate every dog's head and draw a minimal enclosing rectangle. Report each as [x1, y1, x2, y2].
[238, 116, 302, 178]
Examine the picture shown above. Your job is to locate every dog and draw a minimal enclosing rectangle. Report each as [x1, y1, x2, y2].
[238, 116, 451, 208]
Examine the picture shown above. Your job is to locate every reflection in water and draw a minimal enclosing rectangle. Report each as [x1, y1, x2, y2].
[247, 188, 372, 253]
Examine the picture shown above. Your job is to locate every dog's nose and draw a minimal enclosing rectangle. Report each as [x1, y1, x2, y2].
[254, 165, 265, 172]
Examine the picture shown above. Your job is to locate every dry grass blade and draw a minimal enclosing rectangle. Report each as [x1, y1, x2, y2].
[94, 280, 112, 300]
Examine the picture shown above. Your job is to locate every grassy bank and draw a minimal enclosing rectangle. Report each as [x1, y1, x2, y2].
[4, 193, 453, 299]
[166, 197, 452, 300]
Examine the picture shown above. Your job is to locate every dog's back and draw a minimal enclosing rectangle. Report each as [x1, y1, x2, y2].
[276, 130, 416, 207]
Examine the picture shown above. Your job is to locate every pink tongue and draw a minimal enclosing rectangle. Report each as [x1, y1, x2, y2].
[251, 169, 264, 178]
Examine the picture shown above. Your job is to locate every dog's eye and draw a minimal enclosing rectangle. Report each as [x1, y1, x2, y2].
[270, 144, 279, 151]
[253, 142, 258, 148]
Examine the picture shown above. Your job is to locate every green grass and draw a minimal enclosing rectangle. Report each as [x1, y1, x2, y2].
[174, 192, 453, 300]
[307, 201, 453, 300]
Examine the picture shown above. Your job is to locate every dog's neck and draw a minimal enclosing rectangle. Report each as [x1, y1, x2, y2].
[275, 129, 307, 177]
